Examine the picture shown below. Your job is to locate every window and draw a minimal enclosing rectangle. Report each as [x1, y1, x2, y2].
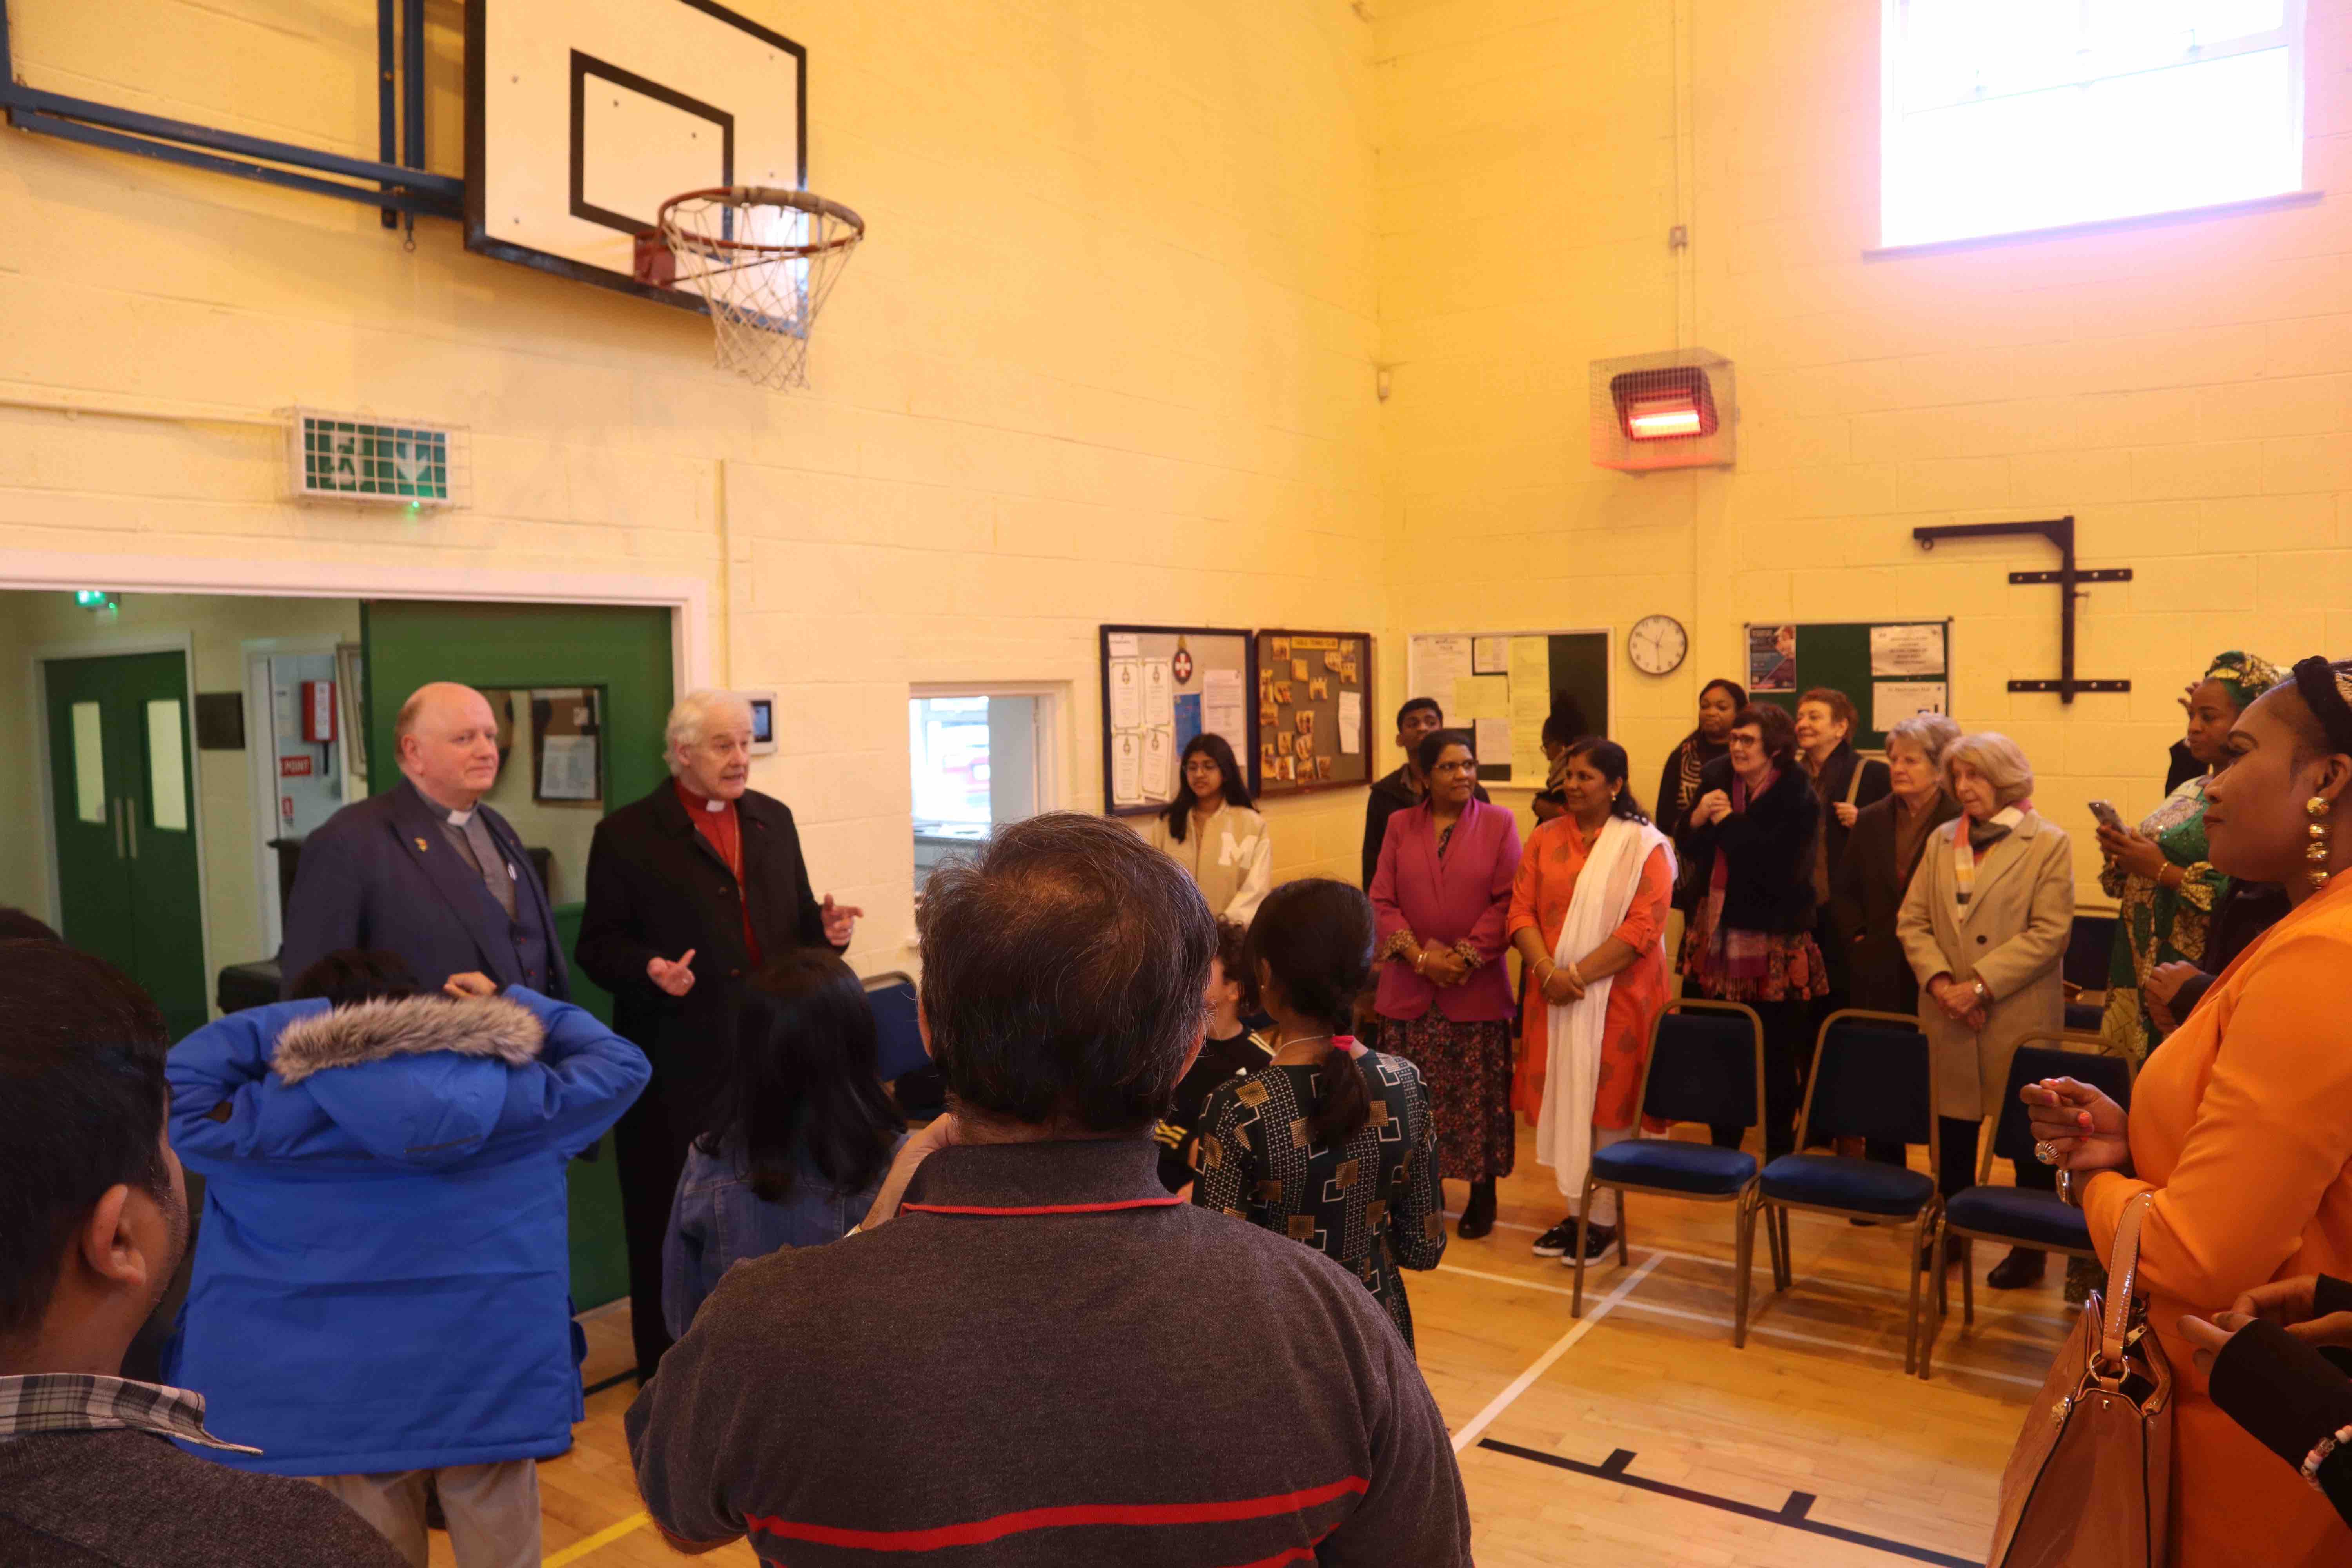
[910, 693, 1046, 891]
[1881, 2, 2304, 248]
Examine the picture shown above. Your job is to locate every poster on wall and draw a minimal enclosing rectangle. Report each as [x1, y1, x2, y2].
[1870, 623, 1946, 679]
[1873, 680, 1949, 733]
[1749, 624, 1797, 692]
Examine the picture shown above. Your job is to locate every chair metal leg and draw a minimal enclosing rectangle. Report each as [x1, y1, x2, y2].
[1917, 1215, 1938, 1380]
[1773, 1207, 1793, 1291]
[1962, 1242, 1976, 1328]
[1734, 1191, 1757, 1348]
[1615, 1191, 1630, 1265]
[1907, 1214, 1929, 1377]
[1570, 1189, 1592, 1318]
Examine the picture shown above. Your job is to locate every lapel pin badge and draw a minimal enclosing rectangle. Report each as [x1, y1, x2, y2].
[414, 837, 429, 853]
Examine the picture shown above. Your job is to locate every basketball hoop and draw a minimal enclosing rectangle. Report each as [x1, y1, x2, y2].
[644, 187, 865, 391]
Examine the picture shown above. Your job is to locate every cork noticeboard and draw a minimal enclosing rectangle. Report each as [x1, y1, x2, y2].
[1251, 629, 1374, 797]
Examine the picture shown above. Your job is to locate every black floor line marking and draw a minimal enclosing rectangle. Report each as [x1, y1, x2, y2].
[583, 1369, 635, 1397]
[1478, 1439, 1981, 1568]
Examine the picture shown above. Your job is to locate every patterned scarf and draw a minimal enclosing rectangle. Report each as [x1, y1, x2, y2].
[2203, 650, 2282, 713]
[1954, 804, 2027, 909]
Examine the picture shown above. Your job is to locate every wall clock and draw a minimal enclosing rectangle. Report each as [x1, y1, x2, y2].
[1628, 614, 1688, 676]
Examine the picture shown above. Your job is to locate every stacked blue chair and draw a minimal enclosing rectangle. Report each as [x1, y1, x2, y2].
[1742, 1009, 1940, 1373]
[864, 971, 927, 1081]
[1572, 1000, 1785, 1336]
[1925, 1039, 2134, 1377]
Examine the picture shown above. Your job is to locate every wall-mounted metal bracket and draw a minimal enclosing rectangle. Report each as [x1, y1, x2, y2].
[0, 1, 457, 223]
[1913, 516, 2132, 704]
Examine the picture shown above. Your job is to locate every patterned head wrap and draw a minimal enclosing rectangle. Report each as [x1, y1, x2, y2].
[2202, 651, 2283, 713]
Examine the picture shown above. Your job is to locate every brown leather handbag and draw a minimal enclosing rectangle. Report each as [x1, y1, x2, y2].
[1988, 1191, 2174, 1568]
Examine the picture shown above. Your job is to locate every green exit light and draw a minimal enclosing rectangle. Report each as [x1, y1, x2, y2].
[74, 590, 119, 612]
[296, 414, 451, 503]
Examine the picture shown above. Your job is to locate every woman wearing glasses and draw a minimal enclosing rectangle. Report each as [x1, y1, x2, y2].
[1369, 728, 1523, 1240]
[1677, 704, 1825, 1164]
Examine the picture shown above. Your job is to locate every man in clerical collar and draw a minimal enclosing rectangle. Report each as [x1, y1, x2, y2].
[577, 690, 860, 1383]
[279, 682, 568, 1002]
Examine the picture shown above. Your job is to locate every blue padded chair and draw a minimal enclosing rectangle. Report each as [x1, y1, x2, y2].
[2062, 913, 2118, 1035]
[1926, 1039, 2134, 1375]
[1571, 1000, 1786, 1332]
[864, 971, 928, 1082]
[1743, 1008, 1941, 1374]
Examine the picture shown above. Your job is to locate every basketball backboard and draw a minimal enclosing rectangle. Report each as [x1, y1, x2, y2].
[465, 0, 806, 312]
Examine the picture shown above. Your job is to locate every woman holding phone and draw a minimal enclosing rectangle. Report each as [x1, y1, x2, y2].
[2095, 652, 2278, 1059]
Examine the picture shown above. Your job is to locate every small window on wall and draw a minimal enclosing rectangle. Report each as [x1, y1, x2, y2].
[911, 695, 1042, 892]
[1881, 1, 2304, 249]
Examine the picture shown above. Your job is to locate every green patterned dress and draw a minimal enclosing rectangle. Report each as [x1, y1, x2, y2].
[2100, 775, 2226, 1060]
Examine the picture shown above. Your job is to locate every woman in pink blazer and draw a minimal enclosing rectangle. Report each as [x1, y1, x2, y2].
[1371, 728, 1523, 1239]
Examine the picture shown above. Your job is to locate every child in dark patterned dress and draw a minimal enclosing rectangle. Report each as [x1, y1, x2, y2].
[1193, 880, 1447, 1348]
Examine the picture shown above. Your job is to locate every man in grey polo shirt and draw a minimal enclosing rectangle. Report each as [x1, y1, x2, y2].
[627, 813, 1472, 1565]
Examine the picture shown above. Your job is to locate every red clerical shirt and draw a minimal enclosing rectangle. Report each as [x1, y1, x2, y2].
[676, 780, 761, 967]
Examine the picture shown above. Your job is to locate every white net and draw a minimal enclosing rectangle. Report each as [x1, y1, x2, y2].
[657, 188, 865, 391]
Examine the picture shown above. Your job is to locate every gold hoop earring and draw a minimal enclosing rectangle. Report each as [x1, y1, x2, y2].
[2307, 795, 2334, 891]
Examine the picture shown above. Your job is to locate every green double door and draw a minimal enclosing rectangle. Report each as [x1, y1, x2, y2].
[42, 651, 208, 1039]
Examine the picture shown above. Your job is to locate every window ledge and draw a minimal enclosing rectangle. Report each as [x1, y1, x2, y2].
[1866, 189, 2323, 261]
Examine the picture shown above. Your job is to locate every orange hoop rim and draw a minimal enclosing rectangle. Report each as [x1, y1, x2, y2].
[654, 186, 866, 260]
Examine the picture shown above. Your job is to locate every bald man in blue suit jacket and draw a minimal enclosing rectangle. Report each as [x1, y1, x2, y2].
[279, 683, 568, 1000]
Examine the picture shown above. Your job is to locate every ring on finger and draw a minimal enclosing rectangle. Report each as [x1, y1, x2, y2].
[2034, 1140, 2060, 1166]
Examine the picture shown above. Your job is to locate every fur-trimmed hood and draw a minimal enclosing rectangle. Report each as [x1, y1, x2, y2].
[265, 994, 550, 1167]
[272, 994, 545, 1084]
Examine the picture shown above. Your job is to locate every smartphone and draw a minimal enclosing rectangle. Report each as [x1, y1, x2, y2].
[2087, 799, 2127, 833]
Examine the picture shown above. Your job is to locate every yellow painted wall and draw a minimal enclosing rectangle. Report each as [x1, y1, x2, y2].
[1376, 0, 2352, 896]
[0, 1, 1388, 970]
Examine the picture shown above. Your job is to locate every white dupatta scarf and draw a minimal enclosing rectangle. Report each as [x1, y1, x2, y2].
[1535, 815, 1674, 1200]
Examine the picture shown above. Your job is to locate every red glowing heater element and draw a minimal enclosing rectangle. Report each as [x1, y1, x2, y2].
[1612, 368, 1718, 442]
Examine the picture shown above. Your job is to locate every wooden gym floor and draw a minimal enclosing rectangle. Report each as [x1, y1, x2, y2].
[501, 1122, 2064, 1568]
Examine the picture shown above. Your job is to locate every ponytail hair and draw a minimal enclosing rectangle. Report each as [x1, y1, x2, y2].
[1244, 878, 1376, 1148]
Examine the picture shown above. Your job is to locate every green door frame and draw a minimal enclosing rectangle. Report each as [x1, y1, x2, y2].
[31, 632, 214, 1008]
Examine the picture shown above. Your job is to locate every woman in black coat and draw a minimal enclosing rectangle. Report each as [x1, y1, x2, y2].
[1656, 678, 1746, 912]
[1678, 703, 1825, 1162]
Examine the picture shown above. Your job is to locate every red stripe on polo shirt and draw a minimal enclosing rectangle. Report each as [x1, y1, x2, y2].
[743, 1477, 1368, 1552]
[898, 1196, 1185, 1217]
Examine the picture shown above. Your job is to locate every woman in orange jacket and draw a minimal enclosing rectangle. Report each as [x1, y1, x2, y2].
[2027, 656, 2352, 1567]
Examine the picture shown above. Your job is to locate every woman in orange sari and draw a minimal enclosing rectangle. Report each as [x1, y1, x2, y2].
[1508, 739, 1674, 1263]
[2027, 655, 2352, 1567]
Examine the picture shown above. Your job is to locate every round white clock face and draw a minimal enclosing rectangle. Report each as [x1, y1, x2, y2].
[1628, 614, 1688, 676]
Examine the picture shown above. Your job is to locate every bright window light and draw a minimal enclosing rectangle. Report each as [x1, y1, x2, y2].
[1881, 1, 2305, 247]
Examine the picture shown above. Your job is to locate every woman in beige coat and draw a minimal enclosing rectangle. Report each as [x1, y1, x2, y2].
[1896, 731, 2074, 1289]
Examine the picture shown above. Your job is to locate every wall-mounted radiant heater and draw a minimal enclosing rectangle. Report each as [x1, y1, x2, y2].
[1590, 349, 1736, 472]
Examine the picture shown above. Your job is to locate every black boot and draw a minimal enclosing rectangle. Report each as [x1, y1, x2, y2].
[1457, 1179, 1497, 1240]
[1987, 1247, 2047, 1289]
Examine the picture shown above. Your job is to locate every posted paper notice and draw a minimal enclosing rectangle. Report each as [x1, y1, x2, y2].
[1452, 675, 1509, 720]
[1873, 681, 1948, 733]
[1112, 731, 1142, 806]
[1142, 725, 1173, 802]
[1338, 690, 1362, 754]
[1870, 624, 1946, 678]
[1410, 635, 1474, 726]
[1472, 637, 1508, 675]
[1110, 659, 1142, 730]
[1143, 659, 1174, 730]
[1508, 637, 1552, 783]
[1201, 668, 1246, 751]
[1474, 718, 1512, 776]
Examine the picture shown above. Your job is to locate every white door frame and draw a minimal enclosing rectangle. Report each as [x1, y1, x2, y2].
[241, 635, 351, 957]
[28, 632, 213, 1000]
[4, 547, 714, 1007]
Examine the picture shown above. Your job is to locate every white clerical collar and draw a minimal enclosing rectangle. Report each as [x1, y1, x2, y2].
[446, 807, 474, 828]
[702, 795, 726, 813]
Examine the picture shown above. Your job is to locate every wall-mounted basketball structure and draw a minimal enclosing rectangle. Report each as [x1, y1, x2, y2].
[1913, 516, 2133, 703]
[0, 0, 861, 389]
[1590, 349, 1736, 472]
